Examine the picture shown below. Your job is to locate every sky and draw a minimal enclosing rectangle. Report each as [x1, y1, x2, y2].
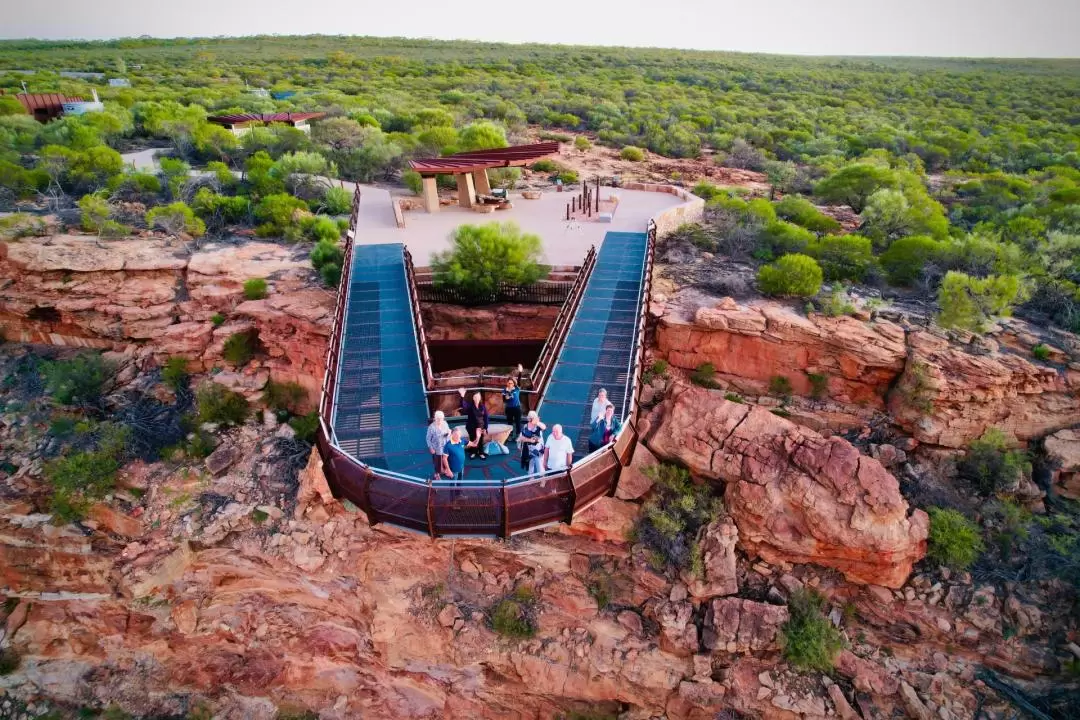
[3, 0, 1079, 57]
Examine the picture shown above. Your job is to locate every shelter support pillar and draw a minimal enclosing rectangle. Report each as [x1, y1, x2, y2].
[472, 169, 491, 196]
[422, 176, 439, 213]
[456, 172, 476, 208]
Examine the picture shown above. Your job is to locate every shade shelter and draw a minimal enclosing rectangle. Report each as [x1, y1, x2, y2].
[206, 112, 326, 135]
[408, 141, 559, 212]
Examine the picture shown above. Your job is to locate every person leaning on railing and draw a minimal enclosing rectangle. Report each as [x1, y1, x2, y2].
[588, 403, 621, 453]
[426, 410, 452, 480]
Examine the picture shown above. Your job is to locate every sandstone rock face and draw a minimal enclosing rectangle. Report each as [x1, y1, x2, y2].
[683, 518, 739, 600]
[656, 297, 907, 408]
[702, 598, 788, 654]
[889, 330, 1080, 448]
[421, 302, 558, 342]
[0, 236, 331, 403]
[645, 383, 928, 587]
[1045, 428, 1080, 499]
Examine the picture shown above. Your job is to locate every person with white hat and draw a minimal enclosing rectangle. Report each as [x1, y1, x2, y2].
[517, 410, 547, 476]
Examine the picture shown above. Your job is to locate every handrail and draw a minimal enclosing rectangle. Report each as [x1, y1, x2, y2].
[531, 244, 597, 398]
[403, 246, 435, 390]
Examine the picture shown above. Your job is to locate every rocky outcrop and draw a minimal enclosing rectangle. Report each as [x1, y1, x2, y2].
[890, 330, 1080, 448]
[655, 296, 907, 408]
[644, 382, 928, 587]
[1045, 428, 1080, 499]
[421, 302, 557, 341]
[0, 235, 331, 400]
[702, 598, 788, 654]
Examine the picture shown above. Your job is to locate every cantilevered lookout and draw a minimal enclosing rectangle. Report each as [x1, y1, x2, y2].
[408, 141, 560, 212]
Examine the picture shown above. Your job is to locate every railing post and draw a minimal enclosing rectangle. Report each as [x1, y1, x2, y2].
[607, 444, 623, 497]
[564, 468, 576, 524]
[360, 466, 378, 526]
[502, 482, 510, 538]
[426, 479, 437, 538]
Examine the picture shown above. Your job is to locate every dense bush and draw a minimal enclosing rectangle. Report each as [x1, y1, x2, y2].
[161, 356, 189, 390]
[196, 383, 250, 426]
[320, 186, 352, 215]
[310, 239, 345, 287]
[957, 428, 1026, 496]
[937, 271, 1024, 332]
[222, 330, 259, 366]
[45, 423, 129, 522]
[264, 379, 307, 414]
[431, 222, 546, 297]
[254, 193, 309, 238]
[289, 412, 320, 442]
[879, 235, 946, 286]
[619, 146, 645, 162]
[243, 278, 268, 300]
[757, 254, 823, 297]
[146, 201, 205, 237]
[78, 192, 111, 232]
[806, 234, 874, 282]
[927, 507, 985, 570]
[530, 159, 558, 172]
[42, 353, 114, 407]
[781, 589, 845, 671]
[759, 220, 815, 258]
[489, 585, 537, 638]
[814, 163, 898, 212]
[574, 136, 591, 151]
[773, 195, 841, 233]
[633, 463, 722, 575]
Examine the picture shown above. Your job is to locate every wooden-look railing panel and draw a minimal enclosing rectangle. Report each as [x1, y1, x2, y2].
[505, 474, 575, 535]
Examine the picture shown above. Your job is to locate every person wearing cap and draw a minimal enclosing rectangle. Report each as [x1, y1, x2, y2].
[518, 410, 547, 475]
[426, 410, 452, 480]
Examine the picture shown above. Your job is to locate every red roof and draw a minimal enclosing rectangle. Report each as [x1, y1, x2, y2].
[15, 93, 83, 113]
[207, 112, 326, 127]
[409, 141, 560, 175]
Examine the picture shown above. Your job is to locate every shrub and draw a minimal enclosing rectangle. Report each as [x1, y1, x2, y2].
[289, 412, 319, 443]
[306, 215, 341, 244]
[620, 146, 645, 162]
[222, 330, 259, 366]
[1032, 343, 1051, 361]
[757, 254, 823, 297]
[196, 383, 249, 426]
[769, 375, 793, 398]
[690, 362, 718, 388]
[161, 356, 189, 390]
[821, 287, 857, 317]
[78, 192, 111, 232]
[184, 429, 217, 458]
[530, 159, 558, 172]
[957, 428, 1026, 496]
[668, 222, 713, 251]
[191, 188, 250, 227]
[321, 186, 352, 215]
[488, 167, 522, 189]
[557, 169, 579, 185]
[431, 222, 546, 297]
[320, 263, 342, 287]
[807, 372, 828, 399]
[45, 423, 129, 522]
[254, 193, 309, 238]
[243, 278, 268, 300]
[634, 463, 723, 574]
[490, 599, 535, 638]
[781, 589, 845, 671]
[806, 234, 874, 282]
[42, 353, 114, 407]
[691, 181, 725, 201]
[724, 392, 744, 403]
[938, 272, 1025, 333]
[146, 201, 205, 237]
[879, 235, 946, 286]
[0, 648, 20, 676]
[210, 313, 225, 326]
[574, 136, 592, 151]
[264, 379, 306, 414]
[759, 220, 814, 258]
[402, 170, 424, 195]
[773, 195, 841, 233]
[927, 507, 985, 570]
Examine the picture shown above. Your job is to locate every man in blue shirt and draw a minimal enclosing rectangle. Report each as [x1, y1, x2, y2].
[444, 426, 467, 481]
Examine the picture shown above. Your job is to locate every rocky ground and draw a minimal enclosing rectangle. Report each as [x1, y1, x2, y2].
[0, 229, 1079, 719]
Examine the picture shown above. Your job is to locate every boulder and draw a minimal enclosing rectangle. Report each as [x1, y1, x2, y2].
[702, 597, 788, 654]
[653, 600, 698, 657]
[646, 383, 928, 587]
[1045, 428, 1080, 500]
[616, 443, 659, 501]
[683, 517, 739, 600]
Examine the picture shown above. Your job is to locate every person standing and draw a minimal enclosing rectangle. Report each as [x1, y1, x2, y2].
[588, 403, 621, 453]
[502, 366, 524, 440]
[543, 424, 575, 472]
[443, 426, 467, 481]
[518, 410, 546, 476]
[426, 410, 451, 480]
[590, 388, 609, 423]
[458, 388, 489, 460]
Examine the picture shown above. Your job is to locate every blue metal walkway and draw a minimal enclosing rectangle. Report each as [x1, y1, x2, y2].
[331, 243, 431, 476]
[536, 231, 647, 455]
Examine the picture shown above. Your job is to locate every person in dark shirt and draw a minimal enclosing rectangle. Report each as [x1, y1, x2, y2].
[518, 410, 547, 475]
[588, 403, 621, 452]
[457, 388, 489, 459]
[502, 365, 524, 439]
[443, 426, 467, 480]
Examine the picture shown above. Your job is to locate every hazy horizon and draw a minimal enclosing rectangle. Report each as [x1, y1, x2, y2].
[3, 0, 1079, 59]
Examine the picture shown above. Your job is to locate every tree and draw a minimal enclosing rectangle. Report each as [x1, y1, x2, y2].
[311, 116, 365, 153]
[814, 163, 898, 212]
[880, 235, 947, 286]
[937, 271, 1025, 332]
[321, 186, 352, 215]
[720, 138, 767, 171]
[146, 201, 205, 237]
[759, 220, 815, 258]
[457, 121, 508, 152]
[773, 195, 841, 233]
[244, 150, 284, 197]
[861, 185, 948, 246]
[0, 96, 24, 116]
[192, 123, 240, 161]
[431, 222, 546, 297]
[763, 160, 798, 197]
[757, 254, 823, 297]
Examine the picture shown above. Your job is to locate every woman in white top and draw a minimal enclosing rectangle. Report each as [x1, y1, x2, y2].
[590, 388, 608, 423]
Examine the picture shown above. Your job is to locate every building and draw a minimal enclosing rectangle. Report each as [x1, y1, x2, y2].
[206, 112, 326, 135]
[108, 78, 131, 87]
[62, 89, 105, 116]
[59, 71, 105, 81]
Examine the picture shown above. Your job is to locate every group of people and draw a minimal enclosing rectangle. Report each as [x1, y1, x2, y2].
[426, 378, 622, 482]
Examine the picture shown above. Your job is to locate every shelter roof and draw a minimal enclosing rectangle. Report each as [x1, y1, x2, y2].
[207, 112, 326, 126]
[15, 93, 82, 112]
[409, 141, 560, 175]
